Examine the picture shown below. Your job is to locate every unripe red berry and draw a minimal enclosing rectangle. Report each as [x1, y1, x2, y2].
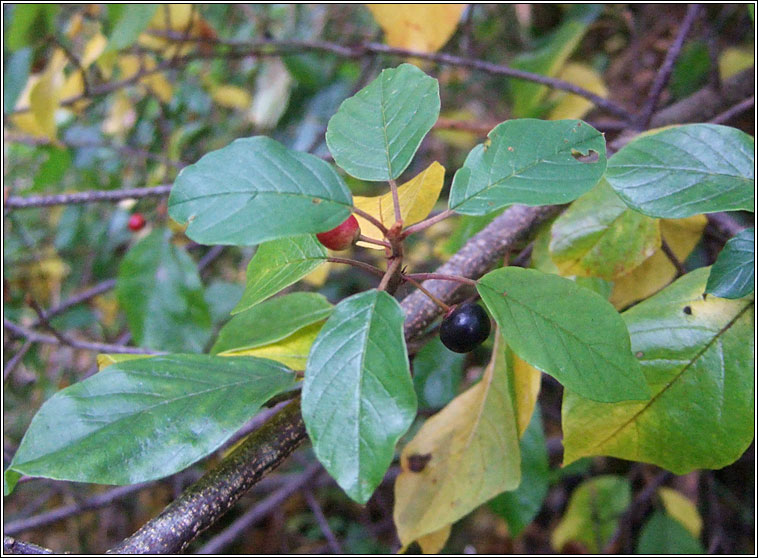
[128, 213, 146, 232]
[316, 215, 361, 251]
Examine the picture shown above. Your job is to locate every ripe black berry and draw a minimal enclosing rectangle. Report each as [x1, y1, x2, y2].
[439, 303, 491, 353]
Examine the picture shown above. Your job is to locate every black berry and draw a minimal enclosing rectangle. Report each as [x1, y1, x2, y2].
[439, 303, 491, 353]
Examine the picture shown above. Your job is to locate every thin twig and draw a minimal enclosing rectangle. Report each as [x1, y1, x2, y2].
[4, 483, 152, 535]
[358, 234, 391, 249]
[5, 185, 173, 210]
[636, 4, 702, 128]
[401, 275, 451, 314]
[709, 95, 754, 125]
[29, 279, 116, 329]
[27, 296, 83, 348]
[352, 207, 389, 236]
[377, 257, 402, 292]
[3, 340, 32, 381]
[195, 464, 321, 554]
[326, 257, 385, 278]
[403, 273, 478, 287]
[303, 489, 343, 554]
[401, 209, 455, 238]
[3, 319, 159, 355]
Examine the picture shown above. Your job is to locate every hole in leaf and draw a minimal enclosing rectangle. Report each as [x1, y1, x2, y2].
[571, 149, 599, 163]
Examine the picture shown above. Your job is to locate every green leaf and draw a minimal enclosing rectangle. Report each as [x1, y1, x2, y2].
[213, 292, 333, 354]
[449, 119, 607, 215]
[4, 354, 297, 490]
[605, 124, 755, 218]
[549, 179, 660, 280]
[636, 511, 705, 554]
[302, 289, 416, 503]
[232, 235, 327, 314]
[510, 5, 603, 118]
[478, 267, 649, 403]
[563, 267, 754, 474]
[706, 227, 754, 299]
[168, 137, 353, 246]
[551, 475, 631, 553]
[33, 146, 72, 191]
[412, 336, 465, 410]
[117, 229, 212, 352]
[325, 63, 440, 181]
[6, 5, 58, 50]
[488, 408, 549, 537]
[4, 47, 32, 112]
[106, 4, 158, 52]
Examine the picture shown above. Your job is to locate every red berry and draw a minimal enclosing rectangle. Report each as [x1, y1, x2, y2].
[316, 215, 361, 251]
[128, 213, 146, 232]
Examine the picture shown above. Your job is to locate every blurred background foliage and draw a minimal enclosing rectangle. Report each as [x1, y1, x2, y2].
[3, 4, 754, 554]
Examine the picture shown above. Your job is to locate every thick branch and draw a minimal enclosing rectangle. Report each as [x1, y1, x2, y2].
[3, 537, 54, 555]
[107, 399, 306, 554]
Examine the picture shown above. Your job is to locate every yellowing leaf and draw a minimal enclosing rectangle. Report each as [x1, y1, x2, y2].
[416, 525, 452, 554]
[219, 321, 324, 370]
[103, 91, 137, 135]
[249, 59, 293, 129]
[547, 62, 608, 120]
[210, 84, 252, 110]
[117, 54, 173, 103]
[509, 349, 542, 437]
[354, 162, 446, 248]
[610, 216, 707, 309]
[393, 332, 520, 548]
[718, 45, 755, 80]
[658, 487, 703, 538]
[97, 353, 153, 371]
[138, 5, 202, 56]
[81, 32, 108, 68]
[368, 4, 467, 53]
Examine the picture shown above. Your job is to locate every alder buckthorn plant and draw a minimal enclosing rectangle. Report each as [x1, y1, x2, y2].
[4, 19, 754, 552]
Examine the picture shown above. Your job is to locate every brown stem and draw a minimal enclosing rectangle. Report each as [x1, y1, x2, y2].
[404, 272, 478, 287]
[352, 206, 388, 236]
[661, 238, 687, 277]
[402, 275, 451, 313]
[401, 209, 455, 238]
[378, 257, 402, 292]
[326, 257, 385, 277]
[358, 234, 391, 249]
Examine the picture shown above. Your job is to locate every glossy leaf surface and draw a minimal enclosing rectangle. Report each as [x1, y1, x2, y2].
[5, 355, 296, 491]
[478, 267, 648, 403]
[605, 124, 754, 218]
[563, 267, 755, 473]
[549, 179, 660, 280]
[449, 119, 607, 215]
[706, 227, 754, 299]
[326, 64, 440, 181]
[168, 136, 352, 245]
[117, 229, 211, 352]
[302, 290, 416, 504]
[233, 235, 327, 314]
[213, 292, 332, 354]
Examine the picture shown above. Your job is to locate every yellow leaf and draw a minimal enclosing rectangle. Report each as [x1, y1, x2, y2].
[81, 32, 108, 68]
[97, 353, 153, 371]
[610, 216, 707, 309]
[102, 91, 137, 136]
[354, 162, 446, 249]
[210, 84, 252, 110]
[29, 73, 61, 140]
[139, 5, 198, 55]
[117, 54, 173, 103]
[219, 321, 324, 370]
[300, 261, 332, 287]
[658, 487, 703, 538]
[718, 45, 755, 80]
[547, 62, 608, 120]
[393, 331, 521, 547]
[416, 525, 452, 554]
[250, 60, 293, 129]
[368, 4, 467, 53]
[509, 349, 542, 438]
